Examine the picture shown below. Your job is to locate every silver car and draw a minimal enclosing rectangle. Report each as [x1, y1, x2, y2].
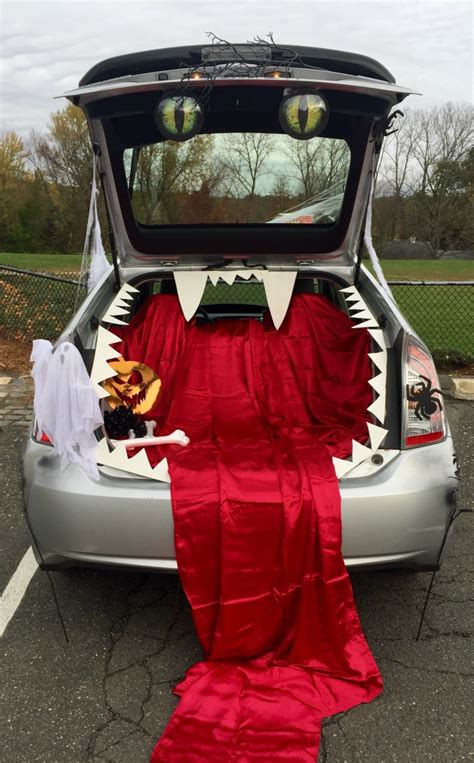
[23, 44, 457, 572]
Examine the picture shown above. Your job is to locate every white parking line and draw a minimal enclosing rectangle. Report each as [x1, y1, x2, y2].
[0, 546, 38, 637]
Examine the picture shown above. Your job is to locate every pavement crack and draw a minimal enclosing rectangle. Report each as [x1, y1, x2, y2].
[378, 654, 473, 678]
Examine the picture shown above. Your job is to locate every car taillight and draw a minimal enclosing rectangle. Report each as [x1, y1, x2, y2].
[402, 336, 446, 449]
[32, 421, 53, 446]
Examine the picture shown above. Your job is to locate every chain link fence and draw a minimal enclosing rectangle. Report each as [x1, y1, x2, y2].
[0, 265, 86, 342]
[389, 281, 473, 365]
[0, 265, 472, 364]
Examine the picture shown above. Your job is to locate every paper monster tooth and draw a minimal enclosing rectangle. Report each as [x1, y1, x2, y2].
[91, 355, 118, 384]
[350, 308, 375, 321]
[351, 440, 374, 466]
[102, 284, 137, 323]
[332, 456, 355, 479]
[348, 303, 368, 316]
[91, 326, 122, 400]
[95, 326, 121, 360]
[347, 295, 369, 309]
[352, 318, 379, 330]
[367, 395, 386, 423]
[94, 383, 111, 400]
[219, 272, 237, 285]
[106, 306, 131, 318]
[345, 293, 363, 304]
[367, 423, 388, 450]
[368, 351, 387, 374]
[96, 436, 112, 463]
[368, 373, 386, 396]
[120, 282, 139, 296]
[103, 315, 129, 326]
[368, 328, 385, 349]
[174, 271, 209, 321]
[339, 285, 358, 295]
[114, 288, 134, 304]
[262, 271, 297, 330]
[152, 457, 171, 483]
[112, 297, 134, 310]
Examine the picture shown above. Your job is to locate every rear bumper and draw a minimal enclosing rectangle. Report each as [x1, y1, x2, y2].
[23, 436, 457, 572]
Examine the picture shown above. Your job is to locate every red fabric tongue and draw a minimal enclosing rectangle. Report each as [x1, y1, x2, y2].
[116, 293, 383, 761]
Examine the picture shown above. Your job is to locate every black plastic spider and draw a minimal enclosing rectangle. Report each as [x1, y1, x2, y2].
[406, 375, 443, 421]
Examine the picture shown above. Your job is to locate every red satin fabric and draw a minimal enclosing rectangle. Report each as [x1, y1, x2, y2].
[115, 293, 383, 762]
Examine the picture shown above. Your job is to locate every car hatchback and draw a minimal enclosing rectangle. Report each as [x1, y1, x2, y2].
[23, 43, 457, 572]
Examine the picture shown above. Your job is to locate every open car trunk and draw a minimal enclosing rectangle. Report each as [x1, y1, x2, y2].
[89, 272, 396, 484]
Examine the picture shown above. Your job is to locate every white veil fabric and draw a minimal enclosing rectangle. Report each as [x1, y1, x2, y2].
[31, 340, 104, 480]
[364, 173, 393, 298]
[77, 153, 112, 302]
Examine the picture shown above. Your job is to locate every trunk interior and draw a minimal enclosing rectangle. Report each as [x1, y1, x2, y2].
[73, 272, 402, 481]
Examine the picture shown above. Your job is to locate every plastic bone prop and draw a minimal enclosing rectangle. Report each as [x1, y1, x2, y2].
[110, 426, 190, 450]
[173, 269, 297, 330]
[332, 285, 388, 479]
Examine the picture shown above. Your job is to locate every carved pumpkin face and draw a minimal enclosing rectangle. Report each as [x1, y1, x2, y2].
[103, 358, 161, 414]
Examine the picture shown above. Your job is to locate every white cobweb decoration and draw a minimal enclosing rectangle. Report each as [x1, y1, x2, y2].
[75, 152, 112, 308]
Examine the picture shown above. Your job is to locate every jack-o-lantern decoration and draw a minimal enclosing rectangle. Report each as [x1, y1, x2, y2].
[103, 358, 161, 414]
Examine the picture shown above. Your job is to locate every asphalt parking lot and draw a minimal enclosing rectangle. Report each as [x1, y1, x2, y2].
[0, 382, 472, 763]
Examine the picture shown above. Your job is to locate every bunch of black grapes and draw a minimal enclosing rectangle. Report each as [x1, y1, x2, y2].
[104, 406, 147, 439]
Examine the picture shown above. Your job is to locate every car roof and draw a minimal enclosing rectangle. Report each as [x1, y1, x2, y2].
[79, 44, 395, 87]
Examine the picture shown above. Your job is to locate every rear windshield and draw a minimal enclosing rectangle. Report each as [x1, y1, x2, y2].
[123, 134, 350, 226]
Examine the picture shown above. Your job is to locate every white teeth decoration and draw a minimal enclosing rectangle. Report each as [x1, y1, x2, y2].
[106, 305, 131, 318]
[368, 373, 386, 396]
[350, 308, 375, 321]
[90, 326, 122, 399]
[333, 284, 389, 479]
[208, 272, 221, 286]
[332, 457, 355, 479]
[112, 297, 133, 309]
[351, 440, 375, 465]
[120, 282, 140, 296]
[102, 283, 138, 324]
[173, 269, 295, 330]
[367, 328, 385, 349]
[339, 285, 358, 295]
[174, 271, 209, 321]
[368, 351, 387, 374]
[262, 271, 298, 330]
[367, 395, 386, 423]
[345, 293, 363, 304]
[91, 281, 170, 483]
[367, 423, 388, 450]
[96, 437, 171, 482]
[352, 317, 379, 330]
[93, 279, 390, 484]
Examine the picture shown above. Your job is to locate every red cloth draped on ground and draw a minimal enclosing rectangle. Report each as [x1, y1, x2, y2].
[115, 293, 383, 762]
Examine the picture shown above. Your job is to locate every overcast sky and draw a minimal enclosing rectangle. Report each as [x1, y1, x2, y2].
[0, 0, 472, 137]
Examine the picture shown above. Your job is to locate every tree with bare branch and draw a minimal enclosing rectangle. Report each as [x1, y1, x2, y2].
[377, 103, 473, 253]
[283, 138, 349, 201]
[221, 133, 273, 221]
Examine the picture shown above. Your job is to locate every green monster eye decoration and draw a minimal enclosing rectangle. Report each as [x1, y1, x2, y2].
[279, 91, 329, 140]
[155, 95, 204, 141]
